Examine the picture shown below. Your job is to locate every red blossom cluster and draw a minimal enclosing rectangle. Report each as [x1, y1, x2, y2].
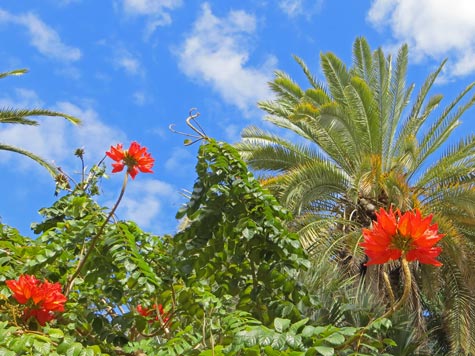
[6, 275, 67, 325]
[106, 141, 154, 179]
[360, 208, 444, 266]
[137, 304, 170, 324]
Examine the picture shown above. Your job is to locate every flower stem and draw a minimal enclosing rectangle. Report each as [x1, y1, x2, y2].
[379, 255, 412, 320]
[64, 173, 128, 297]
[336, 256, 413, 351]
[382, 269, 395, 307]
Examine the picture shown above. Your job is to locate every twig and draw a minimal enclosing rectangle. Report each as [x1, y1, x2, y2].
[64, 173, 128, 296]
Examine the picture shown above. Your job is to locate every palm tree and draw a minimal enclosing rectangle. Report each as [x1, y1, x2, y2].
[0, 69, 80, 177]
[236, 37, 475, 354]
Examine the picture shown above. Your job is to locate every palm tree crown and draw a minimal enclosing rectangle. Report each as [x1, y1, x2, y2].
[236, 37, 475, 354]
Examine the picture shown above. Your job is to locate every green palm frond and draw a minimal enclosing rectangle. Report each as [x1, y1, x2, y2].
[351, 37, 373, 83]
[0, 108, 80, 125]
[0, 68, 28, 79]
[391, 60, 446, 161]
[270, 70, 304, 103]
[293, 103, 359, 172]
[320, 51, 350, 102]
[415, 135, 475, 188]
[303, 87, 331, 107]
[279, 160, 348, 214]
[413, 86, 475, 176]
[439, 256, 475, 354]
[0, 143, 58, 176]
[372, 48, 391, 135]
[383, 44, 411, 169]
[345, 76, 379, 153]
[239, 125, 321, 160]
[293, 55, 326, 91]
[0, 68, 82, 178]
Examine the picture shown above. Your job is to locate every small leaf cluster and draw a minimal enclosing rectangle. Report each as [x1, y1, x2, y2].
[223, 317, 395, 356]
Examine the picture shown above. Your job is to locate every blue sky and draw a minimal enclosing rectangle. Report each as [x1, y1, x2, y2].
[0, 0, 474, 237]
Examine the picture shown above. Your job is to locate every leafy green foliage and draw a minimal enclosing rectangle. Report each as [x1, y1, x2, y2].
[0, 138, 399, 355]
[0, 322, 106, 355]
[224, 317, 394, 355]
[174, 139, 310, 324]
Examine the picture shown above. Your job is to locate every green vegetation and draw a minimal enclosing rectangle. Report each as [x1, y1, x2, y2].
[0, 37, 474, 355]
[237, 37, 475, 354]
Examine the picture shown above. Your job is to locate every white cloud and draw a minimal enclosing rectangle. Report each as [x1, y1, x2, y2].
[0, 8, 81, 62]
[54, 101, 126, 160]
[114, 52, 143, 76]
[176, 3, 275, 115]
[278, 0, 323, 18]
[367, 0, 475, 77]
[115, 178, 181, 231]
[165, 147, 194, 177]
[279, 0, 303, 17]
[223, 124, 241, 143]
[0, 90, 125, 172]
[132, 91, 147, 105]
[0, 89, 176, 234]
[121, 0, 183, 37]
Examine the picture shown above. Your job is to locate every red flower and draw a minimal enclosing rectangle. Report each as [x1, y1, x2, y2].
[106, 141, 154, 179]
[5, 275, 42, 305]
[360, 208, 444, 266]
[136, 304, 152, 318]
[24, 308, 55, 326]
[40, 280, 67, 312]
[5, 275, 67, 326]
[137, 304, 169, 323]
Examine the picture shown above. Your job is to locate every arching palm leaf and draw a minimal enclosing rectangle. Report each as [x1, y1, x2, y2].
[0, 69, 81, 177]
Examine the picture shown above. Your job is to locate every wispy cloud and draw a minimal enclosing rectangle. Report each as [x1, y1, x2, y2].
[132, 91, 147, 105]
[367, 0, 475, 78]
[0, 90, 125, 171]
[176, 3, 275, 116]
[113, 50, 144, 76]
[0, 88, 177, 233]
[278, 0, 323, 18]
[121, 0, 183, 38]
[0, 8, 81, 62]
[115, 178, 181, 232]
[165, 147, 195, 177]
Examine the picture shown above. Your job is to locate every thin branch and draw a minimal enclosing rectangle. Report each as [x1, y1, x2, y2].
[64, 173, 128, 296]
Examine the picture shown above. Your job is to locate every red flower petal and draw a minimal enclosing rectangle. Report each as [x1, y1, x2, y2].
[106, 142, 155, 179]
[6, 275, 41, 305]
[360, 208, 443, 266]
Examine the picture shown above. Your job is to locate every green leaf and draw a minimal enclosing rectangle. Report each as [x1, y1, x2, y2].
[315, 346, 334, 356]
[371, 318, 391, 331]
[323, 332, 345, 346]
[274, 318, 291, 333]
[33, 340, 51, 355]
[289, 318, 309, 333]
[383, 338, 397, 347]
[302, 325, 316, 338]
